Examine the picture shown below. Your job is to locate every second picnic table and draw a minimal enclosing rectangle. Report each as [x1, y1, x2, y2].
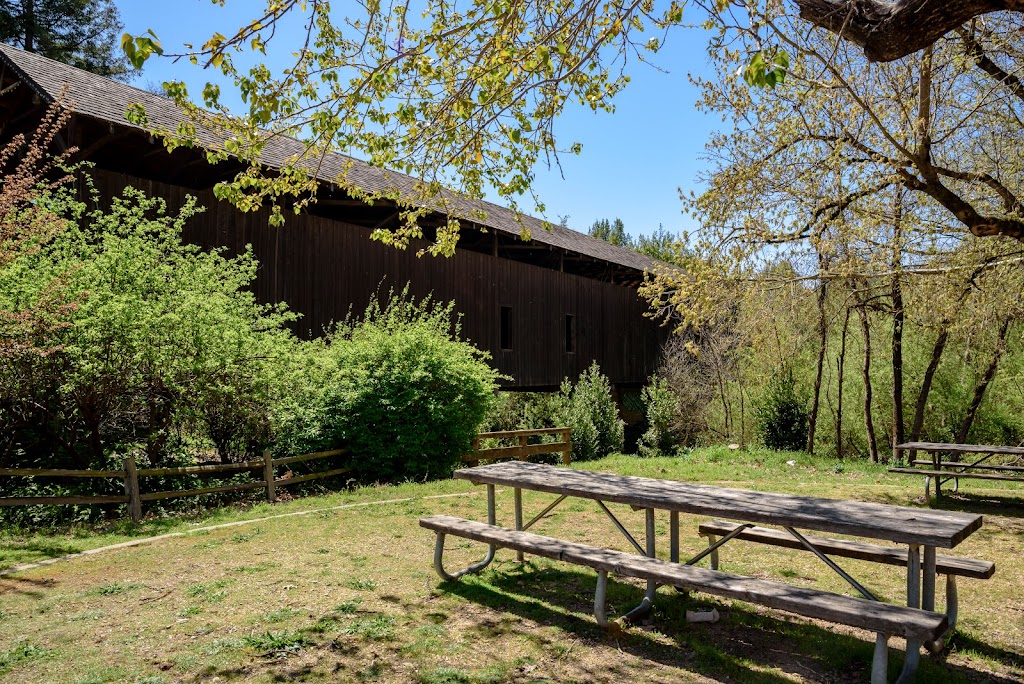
[890, 441, 1024, 500]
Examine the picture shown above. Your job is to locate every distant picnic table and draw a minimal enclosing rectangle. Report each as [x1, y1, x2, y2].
[890, 441, 1024, 501]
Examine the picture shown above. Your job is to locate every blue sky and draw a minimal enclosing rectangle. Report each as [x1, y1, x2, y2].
[118, 1, 723, 239]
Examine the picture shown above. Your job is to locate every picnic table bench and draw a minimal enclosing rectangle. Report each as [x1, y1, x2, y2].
[889, 441, 1024, 500]
[419, 461, 991, 684]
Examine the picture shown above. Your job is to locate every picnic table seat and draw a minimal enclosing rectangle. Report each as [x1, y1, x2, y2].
[420, 514, 947, 684]
[697, 520, 994, 579]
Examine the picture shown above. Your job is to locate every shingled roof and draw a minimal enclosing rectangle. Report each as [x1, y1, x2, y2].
[0, 42, 664, 274]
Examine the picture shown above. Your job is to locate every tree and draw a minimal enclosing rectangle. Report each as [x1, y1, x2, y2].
[122, 1, 1024, 256]
[589, 218, 632, 247]
[1, 0, 131, 79]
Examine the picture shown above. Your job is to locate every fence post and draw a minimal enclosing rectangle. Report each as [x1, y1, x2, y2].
[561, 428, 572, 465]
[518, 434, 529, 461]
[123, 455, 141, 523]
[263, 450, 276, 503]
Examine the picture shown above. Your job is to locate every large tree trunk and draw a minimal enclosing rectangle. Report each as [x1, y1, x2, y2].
[891, 276, 905, 453]
[806, 278, 828, 454]
[890, 192, 906, 456]
[908, 327, 949, 461]
[792, 0, 1024, 63]
[955, 319, 1011, 445]
[856, 298, 879, 463]
[835, 308, 850, 458]
[23, 0, 35, 52]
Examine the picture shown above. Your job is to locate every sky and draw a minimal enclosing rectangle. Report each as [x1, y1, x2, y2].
[117, 1, 724, 240]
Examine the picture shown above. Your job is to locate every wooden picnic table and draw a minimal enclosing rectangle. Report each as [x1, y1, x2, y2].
[449, 461, 986, 682]
[891, 441, 1024, 500]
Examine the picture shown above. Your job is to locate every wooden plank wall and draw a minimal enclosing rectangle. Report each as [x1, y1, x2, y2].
[86, 170, 664, 389]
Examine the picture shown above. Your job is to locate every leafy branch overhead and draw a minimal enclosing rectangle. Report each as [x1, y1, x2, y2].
[121, 0, 1024, 257]
[122, 0, 684, 255]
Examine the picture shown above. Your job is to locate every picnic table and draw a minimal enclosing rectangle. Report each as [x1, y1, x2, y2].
[421, 461, 991, 684]
[890, 441, 1024, 500]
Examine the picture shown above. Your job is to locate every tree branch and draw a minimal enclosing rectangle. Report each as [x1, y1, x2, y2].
[792, 0, 1024, 62]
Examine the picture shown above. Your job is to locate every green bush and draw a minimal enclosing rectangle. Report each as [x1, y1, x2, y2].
[275, 288, 504, 482]
[557, 363, 624, 461]
[479, 364, 624, 462]
[0, 184, 298, 471]
[637, 377, 677, 458]
[754, 369, 809, 451]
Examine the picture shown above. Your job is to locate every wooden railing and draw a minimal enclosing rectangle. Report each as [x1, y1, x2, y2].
[0, 448, 349, 523]
[463, 427, 572, 466]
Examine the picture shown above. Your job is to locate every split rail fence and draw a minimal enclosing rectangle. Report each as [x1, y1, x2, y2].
[0, 448, 349, 523]
[463, 427, 572, 466]
[0, 427, 572, 523]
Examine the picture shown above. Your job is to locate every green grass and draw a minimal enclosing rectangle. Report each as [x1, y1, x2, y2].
[0, 447, 1021, 684]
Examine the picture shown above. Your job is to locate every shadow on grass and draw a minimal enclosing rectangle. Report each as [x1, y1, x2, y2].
[438, 563, 1019, 684]
[872, 485, 1024, 519]
[0, 574, 56, 598]
[0, 538, 84, 559]
[947, 631, 1024, 672]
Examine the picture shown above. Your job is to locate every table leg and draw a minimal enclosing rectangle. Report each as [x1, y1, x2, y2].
[921, 546, 945, 654]
[898, 544, 922, 682]
[431, 484, 498, 581]
[670, 511, 679, 564]
[514, 487, 524, 562]
[933, 450, 942, 499]
[621, 507, 656, 623]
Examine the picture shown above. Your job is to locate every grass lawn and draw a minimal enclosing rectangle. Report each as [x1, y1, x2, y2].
[1, 446, 1022, 683]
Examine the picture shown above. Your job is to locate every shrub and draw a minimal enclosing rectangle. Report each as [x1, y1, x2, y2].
[479, 365, 624, 462]
[0, 184, 299, 470]
[637, 377, 678, 458]
[556, 363, 624, 461]
[275, 288, 504, 482]
[754, 369, 809, 451]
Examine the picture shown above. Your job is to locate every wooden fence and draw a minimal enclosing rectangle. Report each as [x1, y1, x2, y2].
[0, 448, 349, 523]
[463, 427, 572, 466]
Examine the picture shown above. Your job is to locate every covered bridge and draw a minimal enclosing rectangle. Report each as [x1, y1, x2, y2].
[0, 44, 668, 392]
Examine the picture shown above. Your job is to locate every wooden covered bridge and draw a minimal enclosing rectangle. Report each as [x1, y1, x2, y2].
[0, 44, 667, 395]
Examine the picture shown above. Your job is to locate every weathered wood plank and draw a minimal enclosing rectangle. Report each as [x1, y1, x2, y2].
[136, 460, 264, 477]
[476, 428, 571, 440]
[274, 466, 353, 487]
[138, 481, 266, 502]
[889, 468, 1024, 483]
[697, 521, 994, 579]
[273, 448, 347, 467]
[463, 442, 571, 462]
[454, 462, 982, 548]
[0, 495, 129, 506]
[420, 515, 947, 641]
[909, 460, 1024, 473]
[896, 442, 1024, 457]
[0, 467, 125, 478]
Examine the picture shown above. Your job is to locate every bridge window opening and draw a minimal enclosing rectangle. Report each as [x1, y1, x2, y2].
[565, 314, 576, 353]
[500, 306, 512, 350]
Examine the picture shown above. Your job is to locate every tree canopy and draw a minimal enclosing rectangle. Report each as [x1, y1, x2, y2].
[123, 1, 1024, 256]
[1, 0, 131, 80]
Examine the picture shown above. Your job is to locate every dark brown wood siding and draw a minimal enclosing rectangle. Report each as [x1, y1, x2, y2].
[86, 170, 664, 389]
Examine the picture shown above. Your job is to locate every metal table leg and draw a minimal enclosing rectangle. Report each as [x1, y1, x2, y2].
[432, 484, 497, 580]
[670, 510, 679, 564]
[897, 544, 922, 683]
[621, 507, 657, 623]
[514, 487, 524, 562]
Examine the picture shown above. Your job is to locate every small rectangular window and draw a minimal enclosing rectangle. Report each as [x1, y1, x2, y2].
[500, 306, 512, 350]
[565, 314, 576, 353]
